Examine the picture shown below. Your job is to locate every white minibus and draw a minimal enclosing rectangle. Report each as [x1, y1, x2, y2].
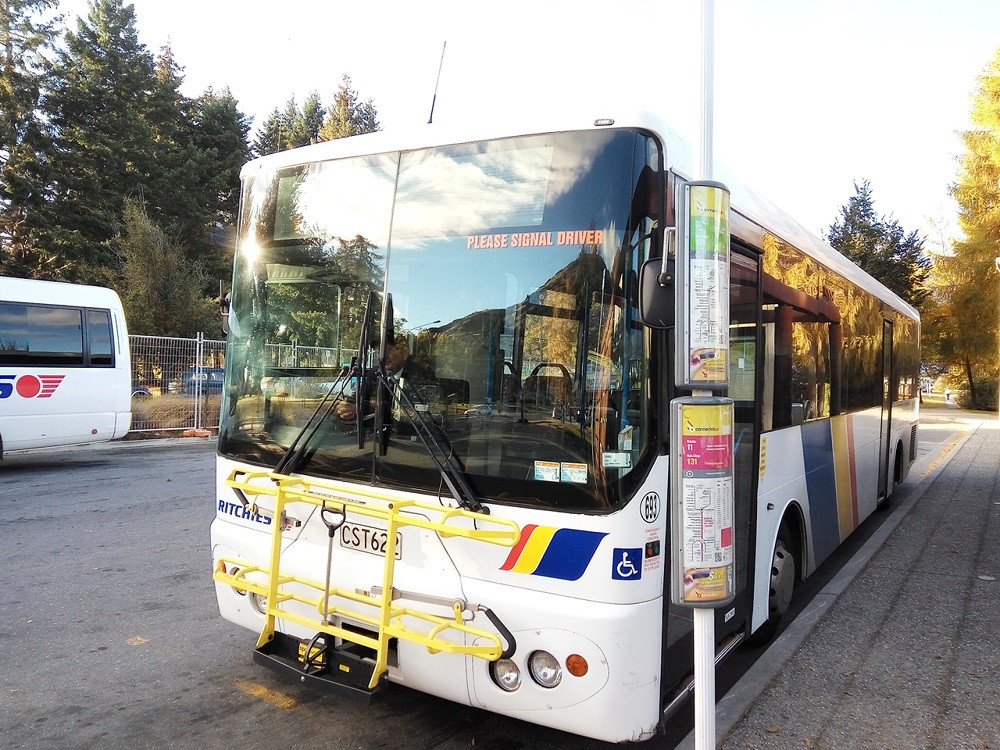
[0, 278, 131, 456]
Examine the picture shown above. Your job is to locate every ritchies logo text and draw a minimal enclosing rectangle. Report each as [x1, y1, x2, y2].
[218, 499, 272, 526]
[0, 374, 65, 399]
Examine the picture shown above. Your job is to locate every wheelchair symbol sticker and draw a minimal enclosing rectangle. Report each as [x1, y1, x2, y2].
[612, 548, 642, 580]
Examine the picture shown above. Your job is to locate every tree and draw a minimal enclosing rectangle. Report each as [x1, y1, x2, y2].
[300, 91, 324, 144]
[251, 77, 379, 156]
[39, 0, 159, 281]
[189, 86, 251, 278]
[146, 45, 211, 258]
[251, 106, 282, 156]
[32, 1, 251, 294]
[115, 199, 218, 336]
[827, 180, 931, 308]
[0, 0, 60, 276]
[931, 48, 1000, 410]
[251, 92, 328, 157]
[319, 74, 379, 140]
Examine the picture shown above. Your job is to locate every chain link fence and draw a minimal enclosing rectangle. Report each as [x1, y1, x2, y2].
[129, 333, 226, 433]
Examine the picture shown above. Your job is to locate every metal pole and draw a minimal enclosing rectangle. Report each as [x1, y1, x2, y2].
[694, 3, 716, 749]
[699, 0, 715, 181]
[194, 332, 204, 430]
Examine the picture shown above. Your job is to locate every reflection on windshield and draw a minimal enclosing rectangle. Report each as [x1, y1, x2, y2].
[219, 129, 662, 513]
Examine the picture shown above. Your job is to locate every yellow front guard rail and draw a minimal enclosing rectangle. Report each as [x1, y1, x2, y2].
[213, 469, 520, 690]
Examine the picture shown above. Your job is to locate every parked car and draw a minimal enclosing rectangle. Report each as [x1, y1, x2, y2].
[131, 383, 152, 398]
[181, 367, 225, 394]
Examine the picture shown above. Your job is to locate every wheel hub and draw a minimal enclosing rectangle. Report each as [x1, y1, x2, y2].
[769, 539, 795, 616]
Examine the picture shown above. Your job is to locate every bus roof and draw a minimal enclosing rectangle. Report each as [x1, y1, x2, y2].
[0, 277, 125, 309]
[241, 109, 918, 322]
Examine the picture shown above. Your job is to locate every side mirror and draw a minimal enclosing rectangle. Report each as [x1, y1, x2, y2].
[639, 256, 675, 329]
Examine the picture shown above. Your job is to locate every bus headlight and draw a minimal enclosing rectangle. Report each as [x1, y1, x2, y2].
[226, 565, 247, 596]
[489, 658, 521, 692]
[528, 651, 562, 688]
[249, 592, 268, 615]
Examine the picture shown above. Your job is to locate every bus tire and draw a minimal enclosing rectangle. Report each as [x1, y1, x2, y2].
[878, 442, 904, 511]
[747, 523, 796, 647]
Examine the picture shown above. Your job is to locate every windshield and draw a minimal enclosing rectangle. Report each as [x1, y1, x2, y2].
[219, 129, 661, 512]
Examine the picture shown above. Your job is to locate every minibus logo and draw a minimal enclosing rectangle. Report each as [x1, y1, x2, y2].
[0, 374, 65, 399]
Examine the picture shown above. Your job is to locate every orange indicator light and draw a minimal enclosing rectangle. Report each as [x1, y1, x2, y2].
[566, 654, 588, 677]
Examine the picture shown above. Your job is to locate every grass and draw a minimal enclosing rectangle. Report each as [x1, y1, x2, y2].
[921, 391, 997, 417]
[126, 393, 221, 438]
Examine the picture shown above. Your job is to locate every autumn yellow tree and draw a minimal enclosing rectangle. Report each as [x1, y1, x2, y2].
[929, 48, 1000, 410]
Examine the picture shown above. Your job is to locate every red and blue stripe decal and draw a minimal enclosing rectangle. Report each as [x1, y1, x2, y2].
[0, 374, 65, 399]
[500, 524, 608, 581]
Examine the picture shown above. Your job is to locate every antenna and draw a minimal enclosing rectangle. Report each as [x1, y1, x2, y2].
[427, 41, 447, 124]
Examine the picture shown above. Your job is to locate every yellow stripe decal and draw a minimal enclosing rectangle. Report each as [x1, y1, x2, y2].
[510, 525, 558, 574]
[831, 414, 855, 541]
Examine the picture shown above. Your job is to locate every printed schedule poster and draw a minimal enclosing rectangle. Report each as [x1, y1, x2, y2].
[683, 182, 730, 386]
[674, 400, 735, 605]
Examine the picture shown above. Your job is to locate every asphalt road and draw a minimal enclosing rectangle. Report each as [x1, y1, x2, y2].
[0, 414, 966, 749]
[0, 438, 611, 750]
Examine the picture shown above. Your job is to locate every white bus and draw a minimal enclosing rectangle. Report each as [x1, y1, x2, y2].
[0, 278, 131, 456]
[211, 110, 919, 742]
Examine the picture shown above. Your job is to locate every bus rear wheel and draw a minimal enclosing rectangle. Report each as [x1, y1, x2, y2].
[748, 525, 796, 647]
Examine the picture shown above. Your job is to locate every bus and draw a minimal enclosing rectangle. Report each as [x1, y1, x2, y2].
[211, 110, 919, 743]
[0, 278, 132, 456]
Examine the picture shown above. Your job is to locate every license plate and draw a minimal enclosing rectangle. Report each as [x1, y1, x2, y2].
[339, 522, 402, 559]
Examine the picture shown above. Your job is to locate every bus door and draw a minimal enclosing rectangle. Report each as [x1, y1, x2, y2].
[878, 318, 893, 500]
[661, 250, 761, 689]
[723, 251, 762, 633]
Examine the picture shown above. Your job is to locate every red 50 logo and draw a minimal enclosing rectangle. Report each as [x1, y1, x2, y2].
[0, 374, 66, 399]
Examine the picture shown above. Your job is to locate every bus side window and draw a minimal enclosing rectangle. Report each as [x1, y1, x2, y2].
[86, 309, 114, 366]
[771, 303, 793, 428]
[768, 305, 834, 427]
[0, 303, 85, 366]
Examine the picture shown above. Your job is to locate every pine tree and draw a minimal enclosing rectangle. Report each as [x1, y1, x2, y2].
[251, 77, 379, 156]
[251, 107, 282, 157]
[827, 180, 930, 308]
[251, 96, 317, 156]
[300, 91, 324, 144]
[0, 0, 60, 276]
[147, 45, 208, 255]
[191, 86, 251, 225]
[278, 96, 308, 149]
[319, 74, 379, 141]
[37, 0, 253, 290]
[190, 86, 251, 281]
[40, 0, 159, 281]
[932, 48, 1000, 410]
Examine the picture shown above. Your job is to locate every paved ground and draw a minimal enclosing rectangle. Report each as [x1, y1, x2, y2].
[681, 400, 1000, 749]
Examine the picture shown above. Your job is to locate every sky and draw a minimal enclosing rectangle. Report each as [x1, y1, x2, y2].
[56, 0, 1000, 250]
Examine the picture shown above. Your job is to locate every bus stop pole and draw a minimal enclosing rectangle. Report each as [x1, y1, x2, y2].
[694, 3, 716, 749]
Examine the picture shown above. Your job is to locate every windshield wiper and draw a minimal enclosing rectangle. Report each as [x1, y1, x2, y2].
[374, 294, 485, 514]
[271, 361, 356, 476]
[271, 290, 485, 514]
[379, 370, 485, 514]
[273, 291, 376, 476]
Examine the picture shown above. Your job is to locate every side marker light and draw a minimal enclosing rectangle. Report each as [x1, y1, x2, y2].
[566, 653, 589, 677]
